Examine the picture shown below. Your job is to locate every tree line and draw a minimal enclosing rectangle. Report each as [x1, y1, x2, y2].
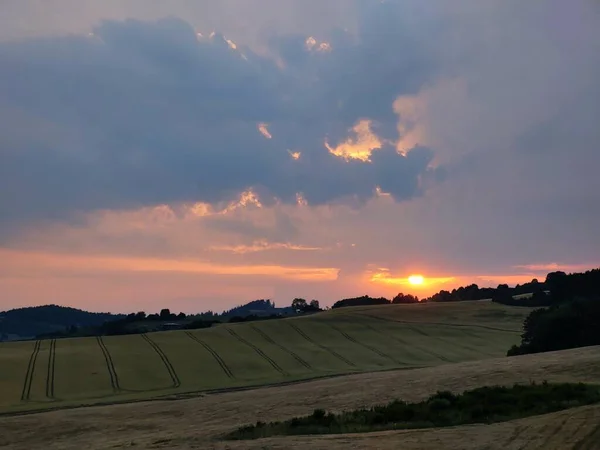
[508, 269, 600, 356]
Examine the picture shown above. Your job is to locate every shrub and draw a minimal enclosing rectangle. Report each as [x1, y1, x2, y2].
[225, 382, 600, 440]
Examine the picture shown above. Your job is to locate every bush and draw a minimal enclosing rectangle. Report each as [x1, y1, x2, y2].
[225, 382, 600, 440]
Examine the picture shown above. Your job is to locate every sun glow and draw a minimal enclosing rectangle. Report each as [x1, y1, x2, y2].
[408, 274, 425, 285]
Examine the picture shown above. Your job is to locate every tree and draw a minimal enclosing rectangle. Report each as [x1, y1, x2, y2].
[392, 293, 419, 304]
[160, 308, 172, 320]
[309, 300, 321, 311]
[292, 298, 307, 312]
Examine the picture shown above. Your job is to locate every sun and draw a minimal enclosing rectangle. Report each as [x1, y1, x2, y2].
[408, 274, 425, 285]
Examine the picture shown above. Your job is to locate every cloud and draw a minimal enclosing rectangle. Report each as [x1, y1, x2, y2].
[513, 263, 599, 274]
[209, 240, 322, 254]
[1, 1, 600, 311]
[0, 13, 438, 232]
[0, 248, 338, 281]
[326, 120, 383, 162]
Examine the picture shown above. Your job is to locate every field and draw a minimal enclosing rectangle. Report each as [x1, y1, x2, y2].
[0, 301, 531, 415]
[0, 345, 599, 449]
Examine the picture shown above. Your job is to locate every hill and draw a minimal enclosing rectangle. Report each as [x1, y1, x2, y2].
[0, 345, 598, 449]
[0, 305, 122, 342]
[0, 300, 532, 414]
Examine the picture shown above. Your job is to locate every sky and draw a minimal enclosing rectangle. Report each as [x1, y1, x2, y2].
[1, 0, 599, 313]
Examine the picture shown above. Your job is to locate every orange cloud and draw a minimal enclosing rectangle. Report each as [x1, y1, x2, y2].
[209, 240, 322, 254]
[512, 263, 597, 273]
[305, 36, 332, 52]
[288, 150, 301, 160]
[393, 94, 428, 156]
[0, 249, 339, 281]
[325, 119, 382, 162]
[258, 122, 272, 139]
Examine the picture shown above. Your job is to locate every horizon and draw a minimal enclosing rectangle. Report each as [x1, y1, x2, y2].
[1, 1, 599, 313]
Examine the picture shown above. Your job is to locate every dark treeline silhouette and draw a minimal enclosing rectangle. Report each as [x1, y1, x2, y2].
[30, 298, 306, 340]
[544, 269, 600, 302]
[392, 293, 419, 304]
[291, 298, 322, 313]
[508, 296, 600, 356]
[425, 279, 546, 304]
[332, 295, 391, 309]
[0, 305, 122, 341]
[507, 269, 600, 356]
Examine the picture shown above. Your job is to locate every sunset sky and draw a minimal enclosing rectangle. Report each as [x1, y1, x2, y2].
[1, 1, 599, 313]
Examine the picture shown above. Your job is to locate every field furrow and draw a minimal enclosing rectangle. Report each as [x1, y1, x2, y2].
[141, 334, 181, 388]
[184, 331, 235, 379]
[101, 335, 176, 392]
[330, 324, 397, 363]
[288, 322, 356, 368]
[52, 337, 116, 400]
[226, 328, 287, 376]
[20, 340, 40, 401]
[352, 320, 436, 365]
[250, 325, 312, 370]
[96, 336, 121, 392]
[45, 339, 56, 399]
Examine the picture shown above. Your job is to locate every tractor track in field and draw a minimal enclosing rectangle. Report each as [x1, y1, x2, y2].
[250, 325, 312, 370]
[355, 320, 444, 364]
[288, 322, 356, 367]
[504, 425, 527, 447]
[403, 323, 492, 358]
[536, 416, 570, 448]
[45, 339, 56, 399]
[331, 325, 398, 363]
[184, 331, 234, 378]
[96, 336, 121, 392]
[226, 328, 287, 376]
[141, 334, 181, 388]
[566, 418, 592, 450]
[354, 312, 520, 333]
[353, 315, 453, 362]
[20, 340, 41, 401]
[574, 422, 600, 450]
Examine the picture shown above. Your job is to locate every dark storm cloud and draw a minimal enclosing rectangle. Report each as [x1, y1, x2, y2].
[0, 12, 435, 227]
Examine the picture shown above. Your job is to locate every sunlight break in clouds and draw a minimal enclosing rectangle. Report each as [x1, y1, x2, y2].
[288, 150, 301, 160]
[325, 120, 383, 162]
[257, 122, 272, 139]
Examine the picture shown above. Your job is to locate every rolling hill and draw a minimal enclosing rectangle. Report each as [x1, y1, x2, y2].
[0, 300, 532, 414]
[0, 305, 121, 342]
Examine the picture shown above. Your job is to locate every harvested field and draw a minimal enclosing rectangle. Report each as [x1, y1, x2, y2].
[0, 301, 532, 414]
[0, 346, 599, 449]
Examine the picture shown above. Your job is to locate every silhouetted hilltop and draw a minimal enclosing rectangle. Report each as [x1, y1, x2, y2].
[0, 305, 122, 341]
[222, 299, 294, 317]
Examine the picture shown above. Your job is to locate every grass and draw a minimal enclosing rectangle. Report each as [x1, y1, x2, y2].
[0, 301, 533, 414]
[226, 382, 600, 440]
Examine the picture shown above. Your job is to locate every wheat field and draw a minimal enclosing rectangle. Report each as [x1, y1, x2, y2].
[0, 301, 531, 414]
[0, 345, 598, 449]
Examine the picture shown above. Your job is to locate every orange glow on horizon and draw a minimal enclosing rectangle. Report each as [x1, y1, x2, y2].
[0, 249, 339, 282]
[369, 269, 455, 291]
